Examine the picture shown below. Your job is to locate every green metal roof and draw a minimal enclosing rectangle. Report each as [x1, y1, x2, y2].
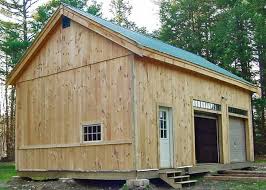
[65, 4, 251, 85]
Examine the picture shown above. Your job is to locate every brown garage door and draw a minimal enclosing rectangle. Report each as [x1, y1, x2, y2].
[195, 116, 219, 163]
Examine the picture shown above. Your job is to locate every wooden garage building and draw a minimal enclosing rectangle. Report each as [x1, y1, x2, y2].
[7, 4, 258, 188]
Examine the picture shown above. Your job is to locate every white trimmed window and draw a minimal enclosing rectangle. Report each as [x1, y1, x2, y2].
[82, 123, 102, 142]
[193, 99, 221, 111]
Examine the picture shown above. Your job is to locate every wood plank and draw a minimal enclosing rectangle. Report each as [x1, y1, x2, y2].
[142, 49, 258, 93]
[205, 175, 266, 181]
[18, 170, 137, 180]
[134, 57, 253, 169]
[19, 140, 132, 150]
[15, 19, 134, 171]
[216, 173, 266, 177]
[221, 170, 266, 175]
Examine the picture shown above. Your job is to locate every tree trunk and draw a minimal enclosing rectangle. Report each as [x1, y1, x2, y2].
[22, 0, 28, 42]
[4, 54, 9, 160]
[6, 87, 15, 161]
[258, 45, 266, 132]
[236, 19, 251, 81]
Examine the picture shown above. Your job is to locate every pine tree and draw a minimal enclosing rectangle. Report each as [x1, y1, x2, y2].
[248, 0, 266, 154]
[0, 0, 38, 41]
[211, 0, 254, 81]
[110, 0, 133, 28]
[159, 0, 255, 81]
[109, 0, 147, 33]
[31, 0, 102, 35]
[0, 21, 28, 161]
[159, 0, 217, 59]
[158, 0, 266, 155]
[0, 0, 34, 161]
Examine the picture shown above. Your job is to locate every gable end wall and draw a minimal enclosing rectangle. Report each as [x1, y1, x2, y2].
[16, 19, 135, 171]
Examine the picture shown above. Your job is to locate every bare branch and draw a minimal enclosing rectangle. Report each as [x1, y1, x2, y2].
[26, 0, 39, 10]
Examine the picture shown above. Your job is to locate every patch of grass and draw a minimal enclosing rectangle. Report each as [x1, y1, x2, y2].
[0, 162, 16, 182]
[255, 155, 266, 163]
[218, 181, 266, 190]
[255, 159, 266, 163]
[196, 180, 266, 190]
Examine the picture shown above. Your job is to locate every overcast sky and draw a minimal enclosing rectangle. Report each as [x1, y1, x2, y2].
[35, 0, 161, 32]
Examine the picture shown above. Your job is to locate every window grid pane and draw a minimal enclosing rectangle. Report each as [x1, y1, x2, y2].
[228, 107, 247, 116]
[193, 99, 221, 111]
[159, 111, 167, 139]
[83, 124, 102, 142]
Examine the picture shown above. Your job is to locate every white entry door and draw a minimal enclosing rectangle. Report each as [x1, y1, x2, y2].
[159, 107, 172, 168]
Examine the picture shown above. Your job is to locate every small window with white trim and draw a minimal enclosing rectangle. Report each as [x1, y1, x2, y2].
[228, 107, 247, 116]
[82, 123, 102, 142]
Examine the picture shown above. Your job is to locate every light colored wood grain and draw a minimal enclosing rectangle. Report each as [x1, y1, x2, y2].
[14, 8, 254, 174]
[16, 19, 134, 171]
[134, 57, 253, 169]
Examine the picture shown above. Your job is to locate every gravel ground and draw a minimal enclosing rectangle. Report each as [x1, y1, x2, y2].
[253, 163, 266, 171]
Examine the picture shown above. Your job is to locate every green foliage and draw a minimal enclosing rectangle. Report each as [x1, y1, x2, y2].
[158, 0, 266, 154]
[159, 0, 216, 58]
[207, 180, 266, 190]
[109, 0, 148, 34]
[255, 155, 266, 163]
[253, 97, 266, 154]
[0, 162, 16, 182]
[122, 184, 129, 190]
[248, 0, 266, 154]
[110, 0, 133, 28]
[31, 0, 102, 35]
[214, 1, 254, 81]
[159, 0, 255, 82]
[0, 21, 30, 69]
[0, 0, 34, 74]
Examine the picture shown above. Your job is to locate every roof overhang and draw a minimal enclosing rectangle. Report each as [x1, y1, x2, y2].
[7, 4, 259, 94]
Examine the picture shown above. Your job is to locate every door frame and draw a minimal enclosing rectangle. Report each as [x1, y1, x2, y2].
[192, 108, 223, 165]
[194, 114, 220, 163]
[157, 104, 174, 168]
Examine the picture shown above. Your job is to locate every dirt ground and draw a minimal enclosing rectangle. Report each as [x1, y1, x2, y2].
[4, 176, 266, 190]
[2, 164, 266, 190]
[5, 178, 177, 190]
[6, 178, 126, 190]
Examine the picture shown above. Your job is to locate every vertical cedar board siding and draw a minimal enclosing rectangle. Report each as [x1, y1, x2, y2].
[135, 56, 253, 169]
[16, 20, 134, 170]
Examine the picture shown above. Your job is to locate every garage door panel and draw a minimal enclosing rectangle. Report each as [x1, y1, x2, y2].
[195, 116, 219, 163]
[229, 117, 246, 162]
